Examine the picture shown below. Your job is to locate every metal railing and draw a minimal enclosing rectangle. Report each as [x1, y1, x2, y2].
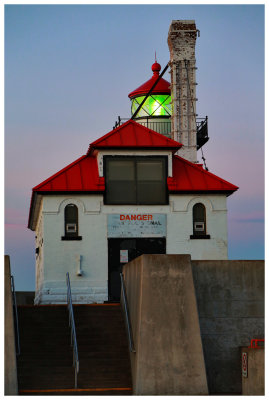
[113, 115, 209, 148]
[120, 273, 136, 353]
[66, 272, 79, 388]
[10, 275, 20, 356]
[196, 116, 209, 150]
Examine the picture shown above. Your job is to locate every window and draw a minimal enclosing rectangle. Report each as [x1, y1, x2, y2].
[61, 204, 82, 240]
[190, 203, 210, 239]
[105, 157, 167, 205]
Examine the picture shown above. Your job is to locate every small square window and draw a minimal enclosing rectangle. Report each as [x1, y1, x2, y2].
[66, 223, 77, 233]
[194, 222, 205, 232]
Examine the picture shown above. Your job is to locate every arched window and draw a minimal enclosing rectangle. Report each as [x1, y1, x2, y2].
[191, 203, 210, 239]
[62, 204, 82, 240]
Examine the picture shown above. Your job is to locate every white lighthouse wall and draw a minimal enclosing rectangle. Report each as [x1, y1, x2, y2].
[35, 194, 228, 304]
[168, 195, 228, 259]
[35, 199, 45, 304]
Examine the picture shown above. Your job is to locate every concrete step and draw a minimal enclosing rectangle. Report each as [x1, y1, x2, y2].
[17, 304, 132, 392]
[19, 387, 132, 395]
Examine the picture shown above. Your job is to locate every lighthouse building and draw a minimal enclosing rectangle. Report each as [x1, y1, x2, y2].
[28, 21, 238, 304]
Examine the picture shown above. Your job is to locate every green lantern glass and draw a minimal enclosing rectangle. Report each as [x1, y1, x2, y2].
[131, 94, 171, 118]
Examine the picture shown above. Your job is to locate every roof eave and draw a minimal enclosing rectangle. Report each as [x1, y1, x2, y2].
[169, 189, 238, 196]
[28, 192, 42, 231]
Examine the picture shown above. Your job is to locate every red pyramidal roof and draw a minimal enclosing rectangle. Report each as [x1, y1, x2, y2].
[32, 155, 105, 193]
[167, 156, 238, 193]
[32, 153, 237, 195]
[87, 119, 181, 153]
[128, 62, 170, 98]
[28, 123, 238, 230]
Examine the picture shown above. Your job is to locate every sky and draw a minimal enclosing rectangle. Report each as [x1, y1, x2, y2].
[4, 4, 264, 291]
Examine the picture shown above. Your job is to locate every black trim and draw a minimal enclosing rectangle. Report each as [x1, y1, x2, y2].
[36, 191, 104, 195]
[96, 146, 178, 151]
[134, 115, 171, 120]
[129, 92, 171, 99]
[190, 234, 211, 239]
[61, 236, 82, 241]
[169, 190, 236, 196]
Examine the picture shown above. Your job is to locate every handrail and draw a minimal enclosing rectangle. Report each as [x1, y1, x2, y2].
[120, 273, 136, 353]
[66, 273, 79, 388]
[10, 275, 20, 356]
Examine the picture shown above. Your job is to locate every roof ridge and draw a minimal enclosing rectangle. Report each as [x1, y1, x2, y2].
[88, 120, 133, 152]
[87, 119, 182, 153]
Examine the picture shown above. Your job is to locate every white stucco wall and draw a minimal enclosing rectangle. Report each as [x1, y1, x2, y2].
[34, 193, 228, 304]
[35, 199, 44, 304]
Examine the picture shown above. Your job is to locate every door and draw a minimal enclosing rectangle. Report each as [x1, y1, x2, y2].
[108, 238, 166, 301]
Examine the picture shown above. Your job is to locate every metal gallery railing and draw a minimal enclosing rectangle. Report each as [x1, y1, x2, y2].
[66, 272, 79, 388]
[120, 273, 136, 353]
[10, 275, 20, 356]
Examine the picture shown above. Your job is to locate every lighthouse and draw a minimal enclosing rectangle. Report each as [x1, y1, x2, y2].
[128, 61, 171, 137]
[28, 21, 238, 304]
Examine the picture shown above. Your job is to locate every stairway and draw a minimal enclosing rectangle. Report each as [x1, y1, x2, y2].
[17, 304, 132, 395]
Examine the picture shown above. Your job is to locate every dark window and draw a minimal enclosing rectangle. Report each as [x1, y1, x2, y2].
[105, 157, 167, 205]
[62, 204, 82, 240]
[190, 203, 210, 239]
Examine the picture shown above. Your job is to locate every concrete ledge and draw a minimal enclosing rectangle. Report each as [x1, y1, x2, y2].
[192, 260, 264, 394]
[4, 255, 18, 395]
[242, 347, 264, 395]
[123, 254, 208, 395]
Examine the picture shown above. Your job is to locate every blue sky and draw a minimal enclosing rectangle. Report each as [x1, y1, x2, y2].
[5, 4, 264, 290]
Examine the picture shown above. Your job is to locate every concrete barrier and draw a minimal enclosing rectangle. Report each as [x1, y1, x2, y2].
[241, 347, 264, 395]
[16, 291, 35, 305]
[191, 260, 264, 394]
[122, 254, 208, 395]
[4, 255, 18, 395]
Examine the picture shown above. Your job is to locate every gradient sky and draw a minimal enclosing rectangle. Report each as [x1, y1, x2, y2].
[5, 4, 264, 291]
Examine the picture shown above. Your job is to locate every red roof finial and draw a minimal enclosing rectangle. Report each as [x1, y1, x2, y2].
[152, 57, 161, 76]
[128, 57, 170, 99]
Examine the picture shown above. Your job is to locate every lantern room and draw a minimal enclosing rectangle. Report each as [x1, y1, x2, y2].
[128, 61, 172, 137]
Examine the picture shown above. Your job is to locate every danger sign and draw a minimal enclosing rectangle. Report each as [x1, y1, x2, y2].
[107, 214, 166, 238]
[242, 352, 248, 378]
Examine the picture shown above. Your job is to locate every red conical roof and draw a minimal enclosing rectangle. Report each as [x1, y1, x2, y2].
[128, 62, 171, 99]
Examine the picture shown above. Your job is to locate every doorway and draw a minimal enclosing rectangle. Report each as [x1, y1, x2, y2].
[108, 238, 166, 301]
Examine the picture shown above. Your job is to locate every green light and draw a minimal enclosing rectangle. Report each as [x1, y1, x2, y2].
[131, 95, 171, 117]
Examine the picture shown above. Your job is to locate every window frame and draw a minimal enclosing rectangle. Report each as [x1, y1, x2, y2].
[190, 202, 211, 239]
[61, 204, 82, 241]
[104, 155, 168, 205]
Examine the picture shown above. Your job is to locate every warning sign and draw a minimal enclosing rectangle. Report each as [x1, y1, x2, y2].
[242, 352, 248, 378]
[120, 250, 128, 263]
[107, 214, 167, 238]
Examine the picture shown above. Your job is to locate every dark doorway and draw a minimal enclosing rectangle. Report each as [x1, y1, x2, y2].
[108, 238, 166, 301]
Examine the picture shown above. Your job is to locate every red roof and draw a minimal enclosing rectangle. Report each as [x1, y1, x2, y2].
[167, 155, 238, 193]
[128, 62, 170, 98]
[87, 119, 181, 153]
[32, 155, 105, 192]
[28, 128, 238, 230]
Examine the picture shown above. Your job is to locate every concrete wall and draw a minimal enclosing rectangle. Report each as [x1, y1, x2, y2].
[191, 260, 264, 394]
[241, 347, 264, 395]
[35, 192, 228, 303]
[4, 256, 18, 395]
[16, 291, 35, 305]
[122, 254, 208, 395]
